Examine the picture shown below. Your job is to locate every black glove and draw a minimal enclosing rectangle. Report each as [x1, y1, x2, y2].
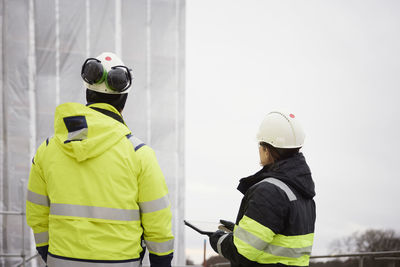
[209, 230, 225, 253]
[220, 219, 235, 232]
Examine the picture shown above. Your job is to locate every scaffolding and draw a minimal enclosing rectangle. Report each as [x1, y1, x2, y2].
[1, 0, 185, 265]
[0, 180, 40, 267]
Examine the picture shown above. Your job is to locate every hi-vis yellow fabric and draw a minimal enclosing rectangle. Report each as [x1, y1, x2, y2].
[233, 216, 312, 266]
[26, 102, 174, 261]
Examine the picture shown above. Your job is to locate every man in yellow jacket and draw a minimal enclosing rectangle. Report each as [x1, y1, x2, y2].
[26, 52, 174, 267]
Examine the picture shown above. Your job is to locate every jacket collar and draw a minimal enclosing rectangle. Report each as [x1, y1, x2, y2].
[237, 165, 273, 195]
[237, 153, 315, 199]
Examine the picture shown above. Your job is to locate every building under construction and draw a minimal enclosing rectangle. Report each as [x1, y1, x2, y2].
[0, 0, 185, 266]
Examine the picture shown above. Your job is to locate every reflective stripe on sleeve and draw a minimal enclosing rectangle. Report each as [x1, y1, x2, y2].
[128, 136, 145, 151]
[258, 178, 297, 201]
[139, 195, 170, 213]
[34, 231, 49, 244]
[234, 226, 312, 258]
[50, 203, 140, 221]
[145, 239, 174, 254]
[217, 233, 229, 257]
[27, 190, 50, 207]
[47, 255, 141, 267]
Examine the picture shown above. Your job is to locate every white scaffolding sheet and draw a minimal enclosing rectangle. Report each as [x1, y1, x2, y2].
[0, 0, 185, 266]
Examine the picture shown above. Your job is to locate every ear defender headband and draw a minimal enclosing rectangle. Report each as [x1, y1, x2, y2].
[81, 58, 132, 93]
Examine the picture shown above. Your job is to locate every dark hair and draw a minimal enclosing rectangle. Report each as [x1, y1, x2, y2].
[86, 89, 128, 112]
[259, 142, 300, 164]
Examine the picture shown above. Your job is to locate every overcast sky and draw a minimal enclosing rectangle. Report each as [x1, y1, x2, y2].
[185, 0, 400, 264]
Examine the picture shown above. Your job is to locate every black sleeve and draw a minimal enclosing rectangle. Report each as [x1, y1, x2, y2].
[149, 252, 173, 267]
[220, 183, 290, 265]
[219, 234, 256, 266]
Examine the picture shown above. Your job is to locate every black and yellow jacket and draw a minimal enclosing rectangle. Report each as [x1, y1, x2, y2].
[26, 102, 174, 267]
[217, 153, 316, 266]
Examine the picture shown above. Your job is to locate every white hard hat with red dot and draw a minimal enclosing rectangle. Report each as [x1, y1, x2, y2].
[81, 52, 133, 94]
[256, 111, 305, 149]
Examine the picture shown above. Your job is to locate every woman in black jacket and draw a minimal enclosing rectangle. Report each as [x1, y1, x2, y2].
[209, 111, 316, 267]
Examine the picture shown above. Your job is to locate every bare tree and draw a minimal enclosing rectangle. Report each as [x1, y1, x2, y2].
[204, 255, 229, 267]
[330, 229, 400, 253]
[186, 258, 195, 265]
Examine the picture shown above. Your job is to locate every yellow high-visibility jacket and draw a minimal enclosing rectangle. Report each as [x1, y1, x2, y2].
[26, 102, 174, 267]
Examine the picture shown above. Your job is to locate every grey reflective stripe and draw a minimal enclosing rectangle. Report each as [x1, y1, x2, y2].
[139, 195, 170, 213]
[34, 231, 49, 244]
[47, 255, 141, 267]
[234, 226, 312, 258]
[235, 226, 267, 251]
[128, 136, 145, 151]
[145, 239, 174, 254]
[27, 190, 50, 207]
[217, 233, 229, 257]
[67, 128, 88, 141]
[259, 178, 297, 201]
[50, 203, 140, 221]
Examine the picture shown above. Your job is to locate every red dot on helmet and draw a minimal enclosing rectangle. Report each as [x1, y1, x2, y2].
[105, 56, 112, 61]
[290, 114, 295, 118]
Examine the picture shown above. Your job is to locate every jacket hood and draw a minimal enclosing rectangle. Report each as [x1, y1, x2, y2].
[238, 153, 315, 199]
[53, 102, 131, 162]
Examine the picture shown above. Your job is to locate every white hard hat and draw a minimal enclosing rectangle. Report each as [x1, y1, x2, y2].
[82, 52, 132, 94]
[256, 111, 305, 149]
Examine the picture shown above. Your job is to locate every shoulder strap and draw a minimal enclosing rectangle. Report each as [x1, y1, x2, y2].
[257, 177, 297, 201]
[90, 107, 125, 124]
